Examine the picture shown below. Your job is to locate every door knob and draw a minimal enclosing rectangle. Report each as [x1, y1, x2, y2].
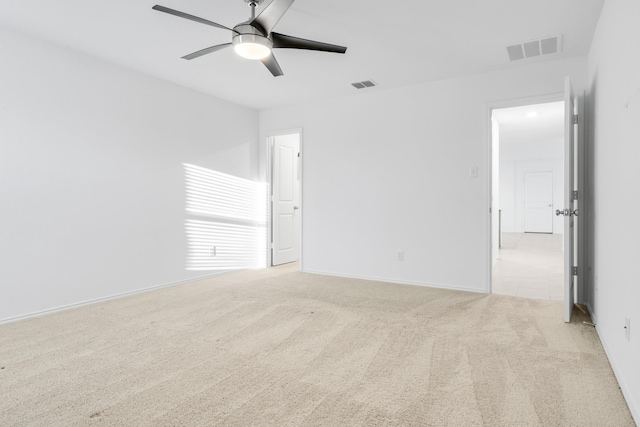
[556, 208, 577, 216]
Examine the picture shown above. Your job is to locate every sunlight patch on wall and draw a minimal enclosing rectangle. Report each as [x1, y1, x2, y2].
[184, 163, 268, 271]
[185, 220, 267, 270]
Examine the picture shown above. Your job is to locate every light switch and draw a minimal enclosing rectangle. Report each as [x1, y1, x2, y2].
[469, 166, 479, 178]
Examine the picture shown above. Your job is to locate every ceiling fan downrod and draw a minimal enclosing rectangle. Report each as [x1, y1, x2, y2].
[245, 0, 263, 20]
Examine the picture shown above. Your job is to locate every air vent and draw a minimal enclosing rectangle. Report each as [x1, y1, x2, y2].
[351, 79, 377, 89]
[506, 35, 562, 61]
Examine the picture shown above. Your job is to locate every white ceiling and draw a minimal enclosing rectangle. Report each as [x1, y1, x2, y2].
[0, 0, 604, 111]
[493, 101, 565, 145]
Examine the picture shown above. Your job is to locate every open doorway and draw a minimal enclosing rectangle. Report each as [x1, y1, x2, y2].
[491, 101, 565, 301]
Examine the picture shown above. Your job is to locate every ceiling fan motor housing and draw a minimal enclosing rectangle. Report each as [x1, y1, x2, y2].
[232, 23, 273, 59]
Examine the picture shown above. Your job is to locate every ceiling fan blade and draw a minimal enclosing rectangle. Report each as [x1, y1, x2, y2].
[261, 53, 284, 77]
[251, 0, 294, 35]
[152, 5, 236, 33]
[271, 32, 347, 54]
[182, 43, 232, 60]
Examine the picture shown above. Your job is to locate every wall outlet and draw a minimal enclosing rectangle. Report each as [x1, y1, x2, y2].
[210, 246, 217, 256]
[397, 251, 404, 261]
[625, 318, 631, 341]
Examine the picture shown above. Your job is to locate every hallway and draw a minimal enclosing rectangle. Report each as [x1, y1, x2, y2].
[492, 232, 564, 301]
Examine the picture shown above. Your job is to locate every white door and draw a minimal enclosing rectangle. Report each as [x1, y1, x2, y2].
[524, 171, 553, 233]
[271, 133, 300, 266]
[560, 77, 578, 323]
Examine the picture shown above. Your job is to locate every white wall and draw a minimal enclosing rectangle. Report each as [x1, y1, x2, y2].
[587, 0, 640, 422]
[260, 56, 587, 292]
[499, 161, 517, 232]
[499, 137, 564, 233]
[0, 27, 259, 322]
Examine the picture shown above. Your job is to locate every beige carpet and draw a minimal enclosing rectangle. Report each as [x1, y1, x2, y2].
[0, 264, 634, 426]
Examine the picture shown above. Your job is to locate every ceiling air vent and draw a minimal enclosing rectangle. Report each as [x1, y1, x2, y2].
[351, 79, 377, 89]
[506, 35, 562, 61]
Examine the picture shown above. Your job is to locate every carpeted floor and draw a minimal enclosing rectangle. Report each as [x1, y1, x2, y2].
[0, 264, 635, 426]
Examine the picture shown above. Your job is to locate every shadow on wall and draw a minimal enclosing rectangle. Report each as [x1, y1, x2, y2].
[183, 163, 268, 271]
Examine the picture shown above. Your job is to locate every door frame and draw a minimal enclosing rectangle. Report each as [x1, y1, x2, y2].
[265, 128, 303, 269]
[487, 89, 586, 303]
[486, 92, 565, 294]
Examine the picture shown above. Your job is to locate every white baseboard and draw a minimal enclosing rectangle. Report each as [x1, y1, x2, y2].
[0, 271, 231, 325]
[302, 269, 486, 295]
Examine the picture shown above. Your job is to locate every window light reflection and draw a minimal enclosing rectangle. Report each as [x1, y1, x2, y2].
[184, 163, 268, 271]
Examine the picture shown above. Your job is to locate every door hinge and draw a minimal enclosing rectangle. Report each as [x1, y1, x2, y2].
[572, 190, 579, 201]
[573, 115, 579, 124]
[572, 266, 578, 276]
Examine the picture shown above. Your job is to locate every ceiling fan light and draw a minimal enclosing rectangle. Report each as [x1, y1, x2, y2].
[232, 34, 272, 60]
[234, 42, 271, 60]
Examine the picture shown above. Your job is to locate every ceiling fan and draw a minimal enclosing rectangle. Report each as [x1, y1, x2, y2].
[152, 0, 347, 77]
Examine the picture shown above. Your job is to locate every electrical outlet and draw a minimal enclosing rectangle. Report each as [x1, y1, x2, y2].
[625, 318, 631, 341]
[397, 251, 404, 261]
[210, 246, 217, 256]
